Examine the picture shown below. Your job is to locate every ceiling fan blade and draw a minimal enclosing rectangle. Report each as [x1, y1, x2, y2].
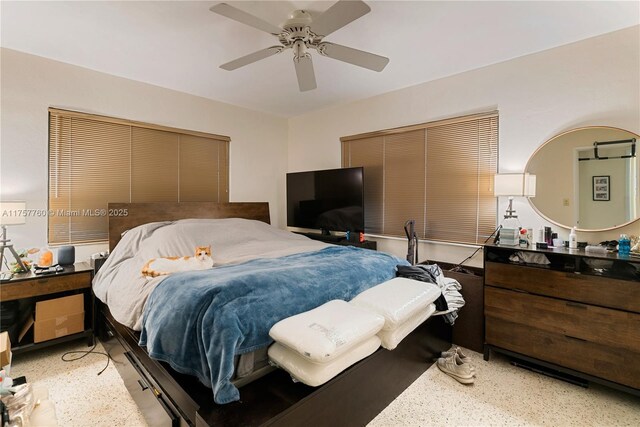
[210, 3, 283, 35]
[220, 46, 283, 71]
[318, 42, 389, 72]
[310, 0, 371, 37]
[294, 55, 317, 92]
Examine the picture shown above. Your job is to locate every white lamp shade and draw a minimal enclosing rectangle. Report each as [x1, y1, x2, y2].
[524, 174, 536, 197]
[494, 174, 536, 197]
[0, 201, 27, 225]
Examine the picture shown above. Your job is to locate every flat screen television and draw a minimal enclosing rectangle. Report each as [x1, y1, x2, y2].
[287, 167, 364, 233]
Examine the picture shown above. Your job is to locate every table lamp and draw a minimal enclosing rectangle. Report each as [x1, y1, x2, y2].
[494, 173, 536, 221]
[0, 201, 28, 272]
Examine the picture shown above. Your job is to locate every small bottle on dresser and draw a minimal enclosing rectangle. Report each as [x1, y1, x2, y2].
[569, 227, 578, 249]
[519, 228, 529, 247]
[619, 234, 631, 256]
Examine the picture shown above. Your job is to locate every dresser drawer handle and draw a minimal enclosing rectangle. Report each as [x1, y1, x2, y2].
[565, 301, 587, 309]
[565, 334, 587, 342]
[37, 279, 49, 284]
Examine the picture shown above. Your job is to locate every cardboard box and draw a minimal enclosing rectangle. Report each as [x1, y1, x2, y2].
[0, 331, 11, 367]
[34, 294, 84, 343]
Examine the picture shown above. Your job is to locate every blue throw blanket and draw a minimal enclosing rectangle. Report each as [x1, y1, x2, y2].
[139, 245, 406, 404]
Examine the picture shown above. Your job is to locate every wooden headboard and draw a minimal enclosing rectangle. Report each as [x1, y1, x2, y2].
[107, 202, 270, 251]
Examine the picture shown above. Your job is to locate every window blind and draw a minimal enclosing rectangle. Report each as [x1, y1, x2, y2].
[179, 134, 225, 202]
[383, 130, 426, 236]
[131, 128, 179, 203]
[342, 135, 384, 233]
[48, 109, 230, 245]
[341, 112, 498, 245]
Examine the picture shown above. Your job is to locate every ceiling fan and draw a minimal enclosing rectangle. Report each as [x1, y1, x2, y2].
[210, 0, 389, 92]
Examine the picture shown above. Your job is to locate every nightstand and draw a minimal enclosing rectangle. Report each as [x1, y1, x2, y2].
[0, 262, 94, 354]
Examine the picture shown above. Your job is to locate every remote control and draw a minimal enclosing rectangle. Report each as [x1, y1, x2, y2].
[34, 266, 64, 275]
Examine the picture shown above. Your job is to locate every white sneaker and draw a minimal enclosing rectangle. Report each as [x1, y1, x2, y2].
[441, 347, 476, 376]
[436, 354, 474, 384]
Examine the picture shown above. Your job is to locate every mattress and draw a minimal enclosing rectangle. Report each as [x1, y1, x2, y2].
[232, 348, 274, 387]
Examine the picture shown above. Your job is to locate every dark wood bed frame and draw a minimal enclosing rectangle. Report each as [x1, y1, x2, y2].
[99, 202, 452, 427]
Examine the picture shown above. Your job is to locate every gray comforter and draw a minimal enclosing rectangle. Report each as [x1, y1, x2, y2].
[92, 218, 329, 329]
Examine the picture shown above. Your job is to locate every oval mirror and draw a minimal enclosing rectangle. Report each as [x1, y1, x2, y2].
[525, 126, 639, 231]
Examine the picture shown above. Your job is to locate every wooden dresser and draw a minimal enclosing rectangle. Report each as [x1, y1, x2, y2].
[483, 244, 640, 395]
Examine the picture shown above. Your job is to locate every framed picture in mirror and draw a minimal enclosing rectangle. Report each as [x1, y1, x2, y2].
[593, 175, 610, 201]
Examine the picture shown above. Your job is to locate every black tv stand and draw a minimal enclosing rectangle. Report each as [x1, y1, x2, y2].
[314, 233, 343, 243]
[320, 228, 332, 236]
[296, 232, 377, 250]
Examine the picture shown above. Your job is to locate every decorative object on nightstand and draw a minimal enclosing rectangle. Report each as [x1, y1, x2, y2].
[57, 246, 75, 266]
[0, 201, 28, 273]
[36, 248, 54, 268]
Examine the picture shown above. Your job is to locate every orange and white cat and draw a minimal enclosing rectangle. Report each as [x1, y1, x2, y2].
[141, 246, 213, 278]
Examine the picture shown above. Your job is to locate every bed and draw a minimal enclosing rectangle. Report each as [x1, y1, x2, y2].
[96, 202, 451, 426]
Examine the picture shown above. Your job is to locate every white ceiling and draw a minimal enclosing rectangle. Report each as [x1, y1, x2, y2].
[1, 1, 638, 117]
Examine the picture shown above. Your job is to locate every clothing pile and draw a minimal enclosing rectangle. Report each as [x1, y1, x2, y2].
[436, 346, 476, 384]
[508, 251, 550, 265]
[438, 276, 465, 325]
[396, 264, 465, 325]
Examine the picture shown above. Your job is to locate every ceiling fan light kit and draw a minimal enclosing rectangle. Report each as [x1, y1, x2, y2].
[211, 0, 389, 92]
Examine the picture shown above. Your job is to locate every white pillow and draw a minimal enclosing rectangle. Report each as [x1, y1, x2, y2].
[350, 277, 441, 331]
[268, 300, 385, 363]
[378, 303, 436, 350]
[268, 336, 381, 387]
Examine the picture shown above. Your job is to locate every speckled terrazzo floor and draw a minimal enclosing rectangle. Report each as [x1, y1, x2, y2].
[369, 348, 640, 426]
[11, 340, 146, 426]
[11, 342, 640, 426]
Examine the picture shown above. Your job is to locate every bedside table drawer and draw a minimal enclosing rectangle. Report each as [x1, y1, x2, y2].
[0, 271, 92, 301]
[485, 261, 640, 312]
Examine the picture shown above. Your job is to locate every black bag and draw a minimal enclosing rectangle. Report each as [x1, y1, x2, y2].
[1, 299, 34, 344]
[0, 301, 19, 329]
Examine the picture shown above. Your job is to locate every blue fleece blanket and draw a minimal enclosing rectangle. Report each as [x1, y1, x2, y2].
[139, 245, 406, 404]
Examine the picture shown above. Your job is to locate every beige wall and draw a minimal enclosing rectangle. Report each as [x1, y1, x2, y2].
[3, 26, 639, 267]
[288, 26, 640, 267]
[0, 48, 289, 261]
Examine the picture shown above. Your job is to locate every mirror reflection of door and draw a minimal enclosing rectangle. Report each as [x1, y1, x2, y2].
[577, 143, 637, 229]
[526, 127, 640, 231]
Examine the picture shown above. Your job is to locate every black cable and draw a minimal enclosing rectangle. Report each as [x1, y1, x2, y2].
[61, 342, 112, 376]
[449, 225, 502, 272]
